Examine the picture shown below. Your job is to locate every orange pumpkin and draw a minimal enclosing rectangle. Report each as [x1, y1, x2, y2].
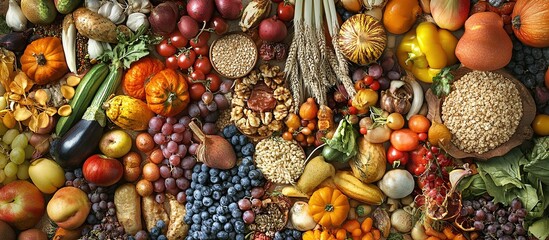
[20, 37, 68, 85]
[122, 57, 164, 100]
[512, 0, 549, 48]
[308, 187, 350, 228]
[303, 229, 337, 240]
[145, 69, 190, 117]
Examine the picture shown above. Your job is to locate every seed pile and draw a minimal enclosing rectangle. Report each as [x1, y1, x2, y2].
[442, 71, 522, 154]
[211, 33, 257, 78]
[254, 137, 306, 184]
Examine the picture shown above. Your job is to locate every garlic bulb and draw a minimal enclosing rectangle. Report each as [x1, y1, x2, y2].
[126, 13, 149, 32]
[88, 39, 111, 60]
[6, 0, 27, 31]
[127, 0, 153, 14]
[98, 1, 126, 25]
[84, 0, 101, 12]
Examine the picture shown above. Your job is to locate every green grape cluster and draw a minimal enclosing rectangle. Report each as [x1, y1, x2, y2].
[0, 122, 34, 183]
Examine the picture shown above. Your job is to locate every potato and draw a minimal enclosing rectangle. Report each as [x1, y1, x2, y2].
[122, 152, 142, 182]
[142, 195, 169, 233]
[114, 184, 142, 235]
[165, 194, 189, 240]
[72, 8, 117, 43]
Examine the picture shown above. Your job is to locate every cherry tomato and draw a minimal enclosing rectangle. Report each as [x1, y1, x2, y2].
[414, 165, 426, 176]
[282, 131, 294, 141]
[408, 115, 431, 133]
[362, 75, 374, 85]
[193, 45, 209, 56]
[189, 83, 206, 101]
[532, 114, 549, 136]
[194, 56, 212, 74]
[190, 32, 211, 48]
[359, 127, 367, 135]
[190, 69, 206, 83]
[156, 39, 177, 57]
[206, 73, 221, 92]
[418, 132, 428, 141]
[165, 55, 179, 70]
[210, 16, 229, 35]
[348, 106, 358, 115]
[177, 50, 196, 70]
[407, 146, 428, 175]
[354, 80, 367, 91]
[386, 112, 404, 130]
[369, 81, 380, 91]
[277, 2, 295, 22]
[390, 128, 420, 152]
[387, 145, 409, 168]
[169, 31, 188, 48]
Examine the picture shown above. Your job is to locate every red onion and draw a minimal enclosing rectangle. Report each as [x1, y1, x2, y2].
[214, 0, 243, 20]
[187, 0, 215, 22]
[149, 2, 179, 36]
[178, 16, 199, 39]
[368, 63, 383, 79]
[258, 16, 288, 43]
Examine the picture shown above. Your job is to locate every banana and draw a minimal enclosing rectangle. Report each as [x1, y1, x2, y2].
[62, 14, 77, 74]
[239, 0, 271, 32]
[281, 185, 310, 198]
[333, 171, 386, 205]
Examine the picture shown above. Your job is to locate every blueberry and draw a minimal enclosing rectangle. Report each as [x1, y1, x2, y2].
[238, 165, 249, 174]
[230, 167, 238, 175]
[192, 200, 203, 209]
[210, 176, 220, 183]
[231, 209, 242, 218]
[537, 72, 546, 86]
[234, 145, 242, 152]
[203, 197, 213, 207]
[156, 220, 166, 229]
[234, 184, 243, 191]
[193, 189, 202, 200]
[201, 211, 210, 220]
[342, 11, 353, 21]
[185, 188, 193, 195]
[191, 231, 199, 239]
[251, 179, 262, 187]
[208, 205, 217, 214]
[248, 169, 260, 180]
[228, 202, 239, 211]
[184, 213, 192, 224]
[241, 143, 254, 156]
[212, 191, 221, 200]
[544, 48, 549, 59]
[217, 231, 229, 239]
[274, 232, 284, 240]
[514, 64, 525, 75]
[219, 172, 229, 181]
[157, 235, 168, 240]
[238, 135, 248, 145]
[237, 152, 243, 158]
[216, 205, 226, 215]
[528, 64, 539, 74]
[234, 220, 245, 233]
[212, 221, 222, 233]
[227, 187, 237, 195]
[209, 168, 219, 176]
[514, 51, 525, 61]
[229, 232, 236, 239]
[191, 172, 198, 182]
[220, 196, 229, 206]
[222, 125, 236, 138]
[223, 222, 233, 232]
[241, 157, 253, 166]
[231, 176, 241, 184]
[240, 178, 250, 187]
[526, 55, 535, 65]
[74, 169, 83, 178]
[236, 234, 245, 240]
[150, 226, 161, 236]
[513, 40, 523, 51]
[202, 188, 212, 196]
[507, 61, 515, 69]
[524, 74, 537, 88]
[532, 48, 543, 59]
[231, 135, 240, 145]
[212, 183, 223, 191]
[197, 172, 209, 184]
[292, 230, 302, 238]
[193, 164, 201, 172]
[218, 215, 228, 223]
[201, 164, 210, 172]
[223, 181, 233, 189]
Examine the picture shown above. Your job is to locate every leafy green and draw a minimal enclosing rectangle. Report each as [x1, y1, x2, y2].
[525, 137, 549, 186]
[477, 148, 526, 190]
[431, 64, 459, 97]
[323, 116, 358, 161]
[529, 218, 549, 240]
[458, 174, 487, 199]
[98, 25, 153, 70]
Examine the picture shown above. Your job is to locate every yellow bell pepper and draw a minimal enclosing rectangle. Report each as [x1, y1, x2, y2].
[397, 22, 458, 83]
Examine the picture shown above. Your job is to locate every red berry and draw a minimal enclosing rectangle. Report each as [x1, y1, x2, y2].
[348, 106, 358, 115]
[369, 81, 380, 91]
[363, 75, 374, 85]
[359, 127, 368, 135]
[418, 132, 428, 141]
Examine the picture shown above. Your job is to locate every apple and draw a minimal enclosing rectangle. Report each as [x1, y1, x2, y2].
[28, 158, 66, 194]
[0, 220, 16, 240]
[0, 181, 45, 230]
[99, 130, 132, 158]
[17, 228, 47, 240]
[47, 187, 90, 230]
[83, 154, 123, 187]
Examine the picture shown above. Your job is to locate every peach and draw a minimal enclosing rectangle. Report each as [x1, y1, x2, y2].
[18, 229, 47, 240]
[47, 187, 90, 230]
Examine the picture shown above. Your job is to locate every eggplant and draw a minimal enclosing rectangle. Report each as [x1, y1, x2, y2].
[51, 119, 104, 169]
[0, 28, 33, 52]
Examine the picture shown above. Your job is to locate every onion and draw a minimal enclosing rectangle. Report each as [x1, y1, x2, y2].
[187, 0, 215, 22]
[215, 0, 243, 20]
[149, 2, 179, 36]
[259, 16, 288, 43]
[368, 63, 383, 79]
[391, 209, 413, 233]
[377, 169, 414, 199]
[352, 68, 367, 82]
[178, 16, 199, 39]
[290, 201, 317, 231]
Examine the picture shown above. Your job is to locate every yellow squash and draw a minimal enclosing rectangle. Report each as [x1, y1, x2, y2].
[349, 137, 386, 183]
[104, 95, 155, 131]
[333, 171, 385, 205]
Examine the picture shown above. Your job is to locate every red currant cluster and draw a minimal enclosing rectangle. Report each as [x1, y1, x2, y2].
[413, 145, 455, 206]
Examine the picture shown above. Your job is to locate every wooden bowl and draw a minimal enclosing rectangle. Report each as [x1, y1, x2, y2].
[209, 32, 258, 79]
[426, 67, 536, 160]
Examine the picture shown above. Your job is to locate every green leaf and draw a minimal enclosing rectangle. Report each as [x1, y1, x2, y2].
[477, 148, 526, 189]
[324, 117, 358, 161]
[525, 137, 549, 185]
[458, 174, 487, 199]
[431, 65, 459, 97]
[529, 218, 549, 240]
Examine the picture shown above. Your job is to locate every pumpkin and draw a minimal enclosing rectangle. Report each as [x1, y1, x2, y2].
[308, 187, 350, 228]
[337, 14, 387, 66]
[122, 57, 164, 100]
[349, 137, 386, 183]
[20, 37, 68, 85]
[512, 0, 549, 48]
[145, 69, 190, 117]
[302, 229, 337, 240]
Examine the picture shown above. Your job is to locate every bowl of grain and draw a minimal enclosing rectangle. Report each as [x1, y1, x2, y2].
[254, 136, 306, 184]
[210, 32, 258, 79]
[426, 67, 536, 160]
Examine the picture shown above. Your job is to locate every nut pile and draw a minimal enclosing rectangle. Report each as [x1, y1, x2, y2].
[254, 137, 305, 184]
[442, 71, 522, 154]
[231, 64, 292, 137]
[211, 33, 257, 78]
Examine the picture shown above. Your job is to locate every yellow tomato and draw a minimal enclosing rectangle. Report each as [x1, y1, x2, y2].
[341, 0, 363, 13]
[386, 112, 405, 130]
[532, 114, 549, 136]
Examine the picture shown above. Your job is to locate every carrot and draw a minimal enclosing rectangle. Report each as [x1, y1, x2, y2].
[351, 228, 362, 237]
[426, 237, 442, 240]
[372, 229, 381, 240]
[453, 234, 467, 240]
[424, 218, 447, 240]
[343, 219, 361, 233]
[361, 217, 374, 233]
[361, 232, 374, 240]
[334, 229, 347, 240]
[443, 226, 456, 239]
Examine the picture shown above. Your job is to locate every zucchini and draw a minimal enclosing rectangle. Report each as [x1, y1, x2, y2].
[55, 63, 109, 137]
[52, 66, 123, 169]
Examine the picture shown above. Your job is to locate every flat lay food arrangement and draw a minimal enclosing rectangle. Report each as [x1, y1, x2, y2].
[1, 0, 549, 239]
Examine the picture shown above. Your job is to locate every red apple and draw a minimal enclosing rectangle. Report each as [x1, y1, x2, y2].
[0, 220, 16, 240]
[47, 187, 90, 230]
[0, 181, 45, 230]
[17, 228, 47, 240]
[83, 154, 123, 187]
[430, 0, 470, 31]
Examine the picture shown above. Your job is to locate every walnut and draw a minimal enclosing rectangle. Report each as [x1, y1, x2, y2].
[273, 87, 291, 101]
[273, 105, 288, 120]
[260, 64, 279, 78]
[248, 115, 261, 128]
[232, 98, 245, 107]
[260, 112, 273, 125]
[268, 120, 283, 131]
[230, 106, 244, 120]
[257, 125, 270, 136]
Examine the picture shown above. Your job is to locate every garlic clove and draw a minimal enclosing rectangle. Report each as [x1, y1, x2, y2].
[6, 0, 27, 31]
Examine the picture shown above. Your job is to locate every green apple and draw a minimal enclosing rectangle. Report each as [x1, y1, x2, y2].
[28, 158, 65, 194]
[99, 130, 132, 158]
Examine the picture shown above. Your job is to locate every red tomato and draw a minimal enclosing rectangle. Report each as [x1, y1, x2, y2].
[407, 146, 428, 176]
[189, 83, 206, 101]
[156, 39, 177, 57]
[165, 56, 179, 70]
[277, 2, 295, 22]
[169, 31, 188, 48]
[190, 32, 211, 48]
[194, 56, 212, 74]
[190, 69, 206, 82]
[387, 145, 409, 168]
[390, 129, 420, 151]
[408, 115, 431, 133]
[193, 45, 209, 56]
[206, 73, 221, 92]
[177, 50, 196, 70]
[369, 81, 380, 91]
[362, 75, 374, 85]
